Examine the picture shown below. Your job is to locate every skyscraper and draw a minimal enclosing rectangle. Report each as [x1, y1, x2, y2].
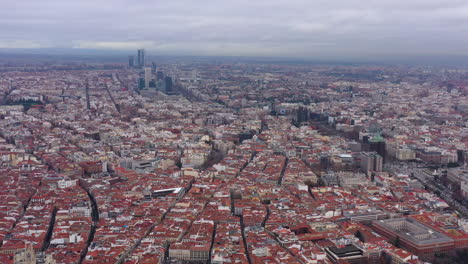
[164, 76, 173, 93]
[137, 49, 145, 68]
[144, 67, 152, 88]
[137, 50, 141, 67]
[369, 135, 386, 162]
[128, 55, 134, 68]
[156, 71, 164, 81]
[156, 79, 165, 92]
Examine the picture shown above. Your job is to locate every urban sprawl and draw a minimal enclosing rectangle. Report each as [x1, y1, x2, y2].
[0, 51, 467, 264]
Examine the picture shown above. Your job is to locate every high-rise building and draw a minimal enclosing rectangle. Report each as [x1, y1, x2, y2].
[157, 71, 164, 81]
[137, 50, 142, 67]
[138, 78, 145, 90]
[137, 49, 145, 68]
[144, 68, 152, 88]
[151, 62, 157, 74]
[360, 152, 383, 173]
[128, 55, 134, 68]
[369, 137, 386, 161]
[156, 79, 165, 92]
[164, 76, 173, 93]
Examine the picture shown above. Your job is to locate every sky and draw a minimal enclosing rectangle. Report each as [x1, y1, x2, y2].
[2, 0, 468, 60]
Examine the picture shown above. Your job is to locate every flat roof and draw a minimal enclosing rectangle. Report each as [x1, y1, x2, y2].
[373, 218, 453, 246]
[329, 244, 362, 255]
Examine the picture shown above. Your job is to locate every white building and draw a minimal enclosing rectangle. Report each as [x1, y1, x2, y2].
[144, 67, 152, 88]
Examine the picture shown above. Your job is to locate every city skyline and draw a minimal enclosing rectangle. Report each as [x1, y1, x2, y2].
[1, 1, 468, 263]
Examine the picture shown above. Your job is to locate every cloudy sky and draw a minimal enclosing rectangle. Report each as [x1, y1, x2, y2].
[2, 0, 468, 59]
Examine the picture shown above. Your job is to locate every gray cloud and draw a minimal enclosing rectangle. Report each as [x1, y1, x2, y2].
[2, 0, 468, 58]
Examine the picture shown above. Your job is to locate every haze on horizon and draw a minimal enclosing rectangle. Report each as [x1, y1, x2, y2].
[2, 0, 468, 60]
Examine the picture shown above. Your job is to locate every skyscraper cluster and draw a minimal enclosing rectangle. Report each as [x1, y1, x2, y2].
[129, 49, 173, 94]
[128, 49, 145, 69]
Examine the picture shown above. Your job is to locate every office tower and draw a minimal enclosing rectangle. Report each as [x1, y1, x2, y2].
[369, 134, 385, 159]
[157, 71, 164, 81]
[137, 49, 145, 68]
[296, 106, 309, 125]
[151, 62, 157, 74]
[138, 78, 145, 89]
[149, 79, 156, 88]
[128, 55, 134, 68]
[361, 152, 373, 172]
[144, 68, 152, 88]
[137, 49, 141, 67]
[367, 124, 386, 161]
[164, 76, 173, 93]
[360, 152, 383, 173]
[374, 154, 383, 171]
[156, 79, 165, 92]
